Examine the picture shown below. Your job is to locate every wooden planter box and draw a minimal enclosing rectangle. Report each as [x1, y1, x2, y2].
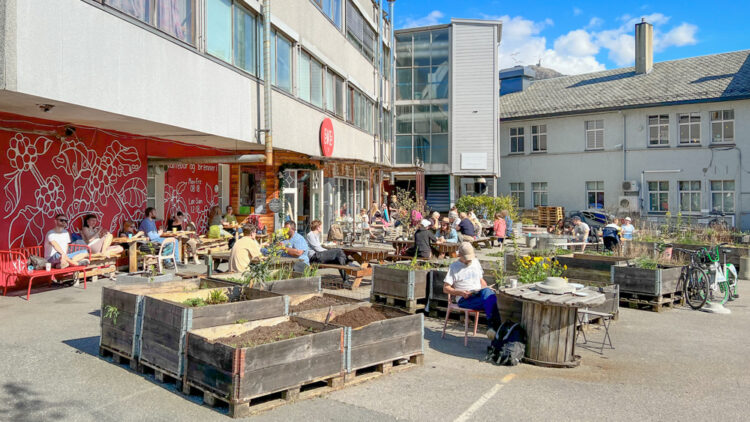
[371, 265, 429, 301]
[611, 264, 682, 296]
[185, 316, 344, 417]
[207, 273, 321, 295]
[297, 302, 423, 373]
[138, 287, 286, 379]
[626, 241, 749, 272]
[99, 278, 233, 363]
[288, 292, 363, 315]
[556, 254, 631, 286]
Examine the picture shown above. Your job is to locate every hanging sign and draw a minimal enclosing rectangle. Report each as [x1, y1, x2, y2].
[320, 118, 334, 157]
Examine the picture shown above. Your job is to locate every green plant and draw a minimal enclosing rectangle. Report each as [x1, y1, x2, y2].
[488, 260, 505, 290]
[634, 257, 659, 270]
[455, 194, 518, 221]
[521, 218, 534, 225]
[235, 319, 249, 324]
[303, 264, 319, 278]
[392, 187, 421, 237]
[103, 305, 120, 325]
[182, 297, 207, 307]
[515, 256, 565, 284]
[486, 251, 505, 258]
[206, 289, 229, 305]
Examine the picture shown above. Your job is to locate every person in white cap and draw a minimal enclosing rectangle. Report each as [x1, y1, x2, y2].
[406, 219, 437, 258]
[443, 242, 500, 328]
[621, 217, 635, 240]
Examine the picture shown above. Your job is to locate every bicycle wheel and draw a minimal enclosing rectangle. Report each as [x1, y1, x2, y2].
[684, 267, 709, 310]
[706, 279, 730, 305]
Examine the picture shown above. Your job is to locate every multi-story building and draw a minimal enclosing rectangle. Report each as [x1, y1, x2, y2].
[498, 21, 750, 229]
[394, 19, 502, 212]
[0, 0, 396, 248]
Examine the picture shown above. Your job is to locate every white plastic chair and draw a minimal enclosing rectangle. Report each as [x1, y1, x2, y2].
[142, 238, 177, 273]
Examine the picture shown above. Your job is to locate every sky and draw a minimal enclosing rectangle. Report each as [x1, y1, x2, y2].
[395, 0, 749, 75]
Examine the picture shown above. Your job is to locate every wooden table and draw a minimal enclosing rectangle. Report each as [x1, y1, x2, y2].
[161, 231, 196, 262]
[498, 283, 605, 368]
[391, 240, 459, 258]
[337, 246, 391, 267]
[112, 236, 147, 273]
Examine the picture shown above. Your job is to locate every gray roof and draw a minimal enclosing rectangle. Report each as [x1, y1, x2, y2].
[499, 50, 750, 120]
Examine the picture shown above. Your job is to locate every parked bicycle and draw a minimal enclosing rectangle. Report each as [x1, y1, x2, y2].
[699, 243, 739, 305]
[673, 247, 710, 310]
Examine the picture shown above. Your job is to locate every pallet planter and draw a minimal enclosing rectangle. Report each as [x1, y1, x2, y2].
[626, 241, 749, 272]
[556, 254, 631, 287]
[288, 292, 364, 315]
[184, 316, 344, 418]
[99, 278, 233, 366]
[296, 302, 424, 378]
[207, 273, 322, 295]
[138, 287, 287, 381]
[611, 263, 682, 312]
[371, 265, 431, 313]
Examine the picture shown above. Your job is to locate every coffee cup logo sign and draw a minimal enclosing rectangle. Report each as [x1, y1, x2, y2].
[320, 118, 334, 157]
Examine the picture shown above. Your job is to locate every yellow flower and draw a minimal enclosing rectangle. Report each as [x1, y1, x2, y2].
[543, 264, 548, 269]
[563, 265, 568, 270]
[534, 257, 542, 263]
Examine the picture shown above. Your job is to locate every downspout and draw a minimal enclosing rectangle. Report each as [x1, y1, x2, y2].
[263, 0, 273, 166]
[622, 111, 627, 180]
[388, 0, 396, 165]
[377, 0, 383, 164]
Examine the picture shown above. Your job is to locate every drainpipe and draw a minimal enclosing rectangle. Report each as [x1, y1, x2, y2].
[388, 0, 396, 165]
[622, 111, 627, 180]
[376, 0, 383, 164]
[263, 0, 273, 167]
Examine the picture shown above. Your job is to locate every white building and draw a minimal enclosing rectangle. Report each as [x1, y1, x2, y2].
[497, 21, 750, 229]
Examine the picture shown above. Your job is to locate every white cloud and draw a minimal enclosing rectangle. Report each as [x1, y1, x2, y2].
[554, 29, 599, 57]
[595, 29, 635, 66]
[586, 17, 603, 29]
[655, 23, 698, 51]
[402, 10, 445, 28]
[573, 7, 583, 16]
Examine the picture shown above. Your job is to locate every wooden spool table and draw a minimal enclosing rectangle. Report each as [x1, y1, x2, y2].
[498, 284, 605, 368]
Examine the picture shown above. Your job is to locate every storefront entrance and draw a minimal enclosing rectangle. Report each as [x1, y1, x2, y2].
[280, 169, 323, 235]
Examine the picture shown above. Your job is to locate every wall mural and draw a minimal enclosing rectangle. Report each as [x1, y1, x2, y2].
[164, 163, 219, 234]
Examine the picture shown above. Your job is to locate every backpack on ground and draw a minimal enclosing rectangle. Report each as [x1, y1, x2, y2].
[485, 321, 527, 366]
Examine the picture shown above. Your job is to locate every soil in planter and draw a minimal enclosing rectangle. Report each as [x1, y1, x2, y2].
[330, 306, 403, 328]
[215, 321, 318, 348]
[290, 295, 352, 313]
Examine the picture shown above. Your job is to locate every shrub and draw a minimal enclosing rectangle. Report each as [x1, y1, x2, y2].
[455, 195, 518, 221]
[515, 256, 565, 285]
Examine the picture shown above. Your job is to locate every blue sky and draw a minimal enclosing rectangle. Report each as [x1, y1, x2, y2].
[395, 0, 749, 75]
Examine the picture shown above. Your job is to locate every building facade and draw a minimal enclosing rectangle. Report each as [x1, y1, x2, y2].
[497, 22, 750, 229]
[0, 0, 396, 249]
[394, 19, 501, 212]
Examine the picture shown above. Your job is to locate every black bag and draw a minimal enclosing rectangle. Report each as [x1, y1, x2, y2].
[486, 321, 527, 366]
[28, 255, 48, 270]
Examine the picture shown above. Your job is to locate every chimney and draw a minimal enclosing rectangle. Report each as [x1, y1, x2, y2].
[635, 19, 653, 74]
[499, 66, 536, 95]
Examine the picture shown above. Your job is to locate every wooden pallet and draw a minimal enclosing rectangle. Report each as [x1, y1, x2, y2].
[370, 293, 426, 314]
[139, 359, 185, 390]
[98, 344, 140, 372]
[345, 353, 424, 385]
[619, 291, 683, 312]
[184, 373, 345, 418]
[536, 206, 564, 227]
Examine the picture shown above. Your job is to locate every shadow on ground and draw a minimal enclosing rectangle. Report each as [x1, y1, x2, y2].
[0, 382, 77, 422]
[62, 336, 101, 357]
[423, 326, 487, 360]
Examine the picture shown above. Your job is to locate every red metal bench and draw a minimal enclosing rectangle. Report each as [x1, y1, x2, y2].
[0, 245, 90, 301]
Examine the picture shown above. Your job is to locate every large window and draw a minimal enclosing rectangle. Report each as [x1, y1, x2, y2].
[711, 180, 735, 213]
[510, 127, 524, 153]
[311, 0, 342, 29]
[206, 0, 232, 62]
[585, 120, 604, 150]
[648, 181, 669, 212]
[233, 6, 258, 74]
[586, 181, 604, 209]
[510, 183, 525, 208]
[679, 181, 701, 213]
[532, 182, 548, 207]
[298, 51, 324, 108]
[394, 104, 449, 165]
[531, 125, 547, 152]
[648, 115, 669, 146]
[346, 1, 374, 61]
[678, 113, 700, 145]
[325, 70, 345, 118]
[710, 110, 734, 143]
[395, 29, 449, 100]
[105, 0, 195, 45]
[347, 86, 374, 133]
[271, 31, 293, 92]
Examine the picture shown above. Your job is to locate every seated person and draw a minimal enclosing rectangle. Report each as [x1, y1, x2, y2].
[45, 214, 90, 269]
[139, 207, 181, 264]
[223, 205, 239, 237]
[443, 242, 500, 332]
[406, 220, 437, 259]
[207, 206, 232, 238]
[119, 221, 144, 238]
[436, 218, 459, 244]
[457, 212, 476, 241]
[166, 212, 184, 231]
[229, 224, 263, 273]
[265, 221, 308, 273]
[370, 212, 389, 228]
[81, 214, 124, 257]
[356, 208, 374, 238]
[306, 219, 350, 285]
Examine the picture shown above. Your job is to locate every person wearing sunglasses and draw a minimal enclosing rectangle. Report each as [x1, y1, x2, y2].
[44, 214, 90, 269]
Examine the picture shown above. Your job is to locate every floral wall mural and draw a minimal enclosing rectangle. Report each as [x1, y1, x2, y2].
[164, 163, 219, 234]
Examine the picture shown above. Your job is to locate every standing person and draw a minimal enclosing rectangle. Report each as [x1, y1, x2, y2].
[602, 218, 622, 252]
[81, 214, 123, 256]
[381, 203, 390, 223]
[406, 220, 437, 258]
[229, 224, 264, 272]
[306, 219, 350, 285]
[45, 214, 90, 269]
[468, 211, 482, 235]
[493, 213, 506, 248]
[621, 217, 635, 240]
[502, 210, 513, 239]
[357, 208, 374, 238]
[571, 216, 590, 252]
[457, 212, 476, 242]
[442, 242, 500, 331]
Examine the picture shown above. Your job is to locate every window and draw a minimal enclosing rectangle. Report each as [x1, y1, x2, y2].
[346, 85, 374, 133]
[105, 0, 195, 45]
[346, 1, 374, 61]
[531, 125, 547, 152]
[678, 113, 701, 145]
[233, 6, 258, 75]
[395, 29, 449, 101]
[585, 120, 604, 150]
[679, 181, 701, 213]
[648, 115, 669, 146]
[396, 135, 412, 164]
[298, 52, 311, 103]
[393, 104, 449, 165]
[273, 31, 292, 92]
[311, 0, 342, 29]
[648, 181, 669, 212]
[510, 183, 525, 208]
[532, 182, 548, 207]
[206, 0, 232, 62]
[711, 180, 735, 213]
[586, 181, 604, 209]
[510, 127, 524, 153]
[710, 110, 734, 143]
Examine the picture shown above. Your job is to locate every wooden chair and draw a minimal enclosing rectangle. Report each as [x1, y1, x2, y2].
[441, 293, 481, 347]
[142, 238, 177, 273]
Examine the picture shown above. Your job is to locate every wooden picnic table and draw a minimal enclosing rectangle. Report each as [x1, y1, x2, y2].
[112, 236, 147, 273]
[337, 246, 391, 267]
[499, 283, 604, 368]
[391, 240, 459, 258]
[161, 231, 197, 262]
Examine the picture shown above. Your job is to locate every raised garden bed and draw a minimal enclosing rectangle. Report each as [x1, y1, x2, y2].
[626, 241, 749, 271]
[611, 263, 682, 296]
[99, 278, 233, 365]
[138, 286, 286, 380]
[288, 292, 363, 314]
[556, 254, 631, 287]
[296, 302, 423, 374]
[184, 316, 344, 418]
[371, 265, 430, 303]
[207, 273, 321, 295]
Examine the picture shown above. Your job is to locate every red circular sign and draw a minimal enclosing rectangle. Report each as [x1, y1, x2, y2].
[320, 118, 334, 157]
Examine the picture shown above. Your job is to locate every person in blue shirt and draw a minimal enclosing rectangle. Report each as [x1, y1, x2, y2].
[139, 207, 181, 264]
[276, 221, 309, 273]
[436, 218, 459, 243]
[502, 210, 513, 238]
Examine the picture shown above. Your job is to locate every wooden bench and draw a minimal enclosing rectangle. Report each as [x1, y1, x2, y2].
[0, 245, 90, 300]
[472, 237, 494, 249]
[316, 263, 372, 289]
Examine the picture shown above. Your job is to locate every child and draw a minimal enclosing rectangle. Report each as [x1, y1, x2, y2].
[493, 213, 506, 247]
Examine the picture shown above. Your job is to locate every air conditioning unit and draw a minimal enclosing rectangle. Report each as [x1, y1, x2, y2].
[618, 196, 639, 213]
[622, 180, 639, 192]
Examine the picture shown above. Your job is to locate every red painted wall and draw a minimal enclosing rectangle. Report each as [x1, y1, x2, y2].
[164, 163, 219, 234]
